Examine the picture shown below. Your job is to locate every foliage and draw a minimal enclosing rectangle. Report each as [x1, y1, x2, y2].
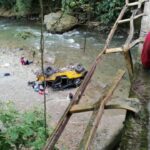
[0, 0, 125, 24]
[62, 0, 124, 24]
[15, 31, 36, 40]
[0, 0, 16, 9]
[62, 0, 92, 14]
[0, 0, 33, 15]
[0, 101, 52, 150]
[94, 0, 125, 24]
[15, 0, 33, 15]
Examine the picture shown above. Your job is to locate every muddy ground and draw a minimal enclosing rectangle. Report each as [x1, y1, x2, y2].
[0, 47, 127, 149]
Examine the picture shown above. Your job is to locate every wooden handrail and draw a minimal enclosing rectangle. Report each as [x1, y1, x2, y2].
[118, 13, 144, 24]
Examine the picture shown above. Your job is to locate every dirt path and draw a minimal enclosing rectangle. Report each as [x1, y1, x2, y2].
[0, 48, 126, 149]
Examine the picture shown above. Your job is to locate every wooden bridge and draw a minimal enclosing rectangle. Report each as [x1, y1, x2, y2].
[42, 0, 147, 149]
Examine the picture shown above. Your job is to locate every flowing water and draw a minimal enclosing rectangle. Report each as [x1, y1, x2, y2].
[0, 18, 131, 98]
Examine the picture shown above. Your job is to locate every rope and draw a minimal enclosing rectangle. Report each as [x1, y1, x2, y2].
[39, 0, 47, 138]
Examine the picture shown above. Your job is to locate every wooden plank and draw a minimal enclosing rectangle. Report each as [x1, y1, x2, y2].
[125, 0, 129, 5]
[70, 103, 138, 114]
[79, 70, 125, 150]
[70, 103, 94, 113]
[125, 10, 136, 45]
[123, 9, 137, 81]
[118, 13, 144, 24]
[105, 104, 138, 113]
[104, 5, 127, 50]
[123, 49, 133, 81]
[105, 37, 144, 54]
[43, 98, 77, 150]
[79, 109, 100, 150]
[105, 47, 123, 53]
[129, 37, 144, 49]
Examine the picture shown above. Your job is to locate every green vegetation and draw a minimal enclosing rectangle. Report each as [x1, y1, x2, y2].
[15, 31, 36, 40]
[95, 0, 125, 24]
[0, 101, 52, 150]
[15, 0, 33, 15]
[0, 0, 16, 9]
[0, 0, 125, 24]
[62, 0, 125, 24]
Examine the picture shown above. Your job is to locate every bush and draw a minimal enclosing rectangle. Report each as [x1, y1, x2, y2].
[95, 0, 125, 24]
[0, 0, 16, 9]
[62, 0, 124, 24]
[0, 101, 52, 150]
[15, 0, 33, 15]
[0, 0, 125, 24]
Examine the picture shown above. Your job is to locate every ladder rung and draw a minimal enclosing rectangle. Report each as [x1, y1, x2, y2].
[70, 103, 94, 113]
[105, 47, 123, 54]
[118, 13, 144, 24]
[70, 102, 138, 113]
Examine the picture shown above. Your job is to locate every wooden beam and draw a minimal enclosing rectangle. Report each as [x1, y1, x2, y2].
[122, 9, 137, 81]
[70, 102, 138, 114]
[105, 37, 144, 54]
[129, 37, 144, 49]
[118, 13, 144, 24]
[104, 5, 127, 50]
[123, 47, 133, 81]
[105, 47, 123, 54]
[79, 69, 125, 150]
[125, 10, 135, 45]
[125, 0, 129, 5]
[105, 104, 138, 113]
[70, 103, 94, 113]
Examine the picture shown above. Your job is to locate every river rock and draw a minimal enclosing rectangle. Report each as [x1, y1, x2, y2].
[36, 53, 55, 65]
[44, 55, 55, 64]
[44, 12, 78, 33]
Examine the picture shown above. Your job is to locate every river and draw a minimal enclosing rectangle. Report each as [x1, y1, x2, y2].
[0, 18, 131, 96]
[0, 18, 136, 149]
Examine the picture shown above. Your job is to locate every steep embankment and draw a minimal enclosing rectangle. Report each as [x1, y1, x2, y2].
[119, 64, 149, 150]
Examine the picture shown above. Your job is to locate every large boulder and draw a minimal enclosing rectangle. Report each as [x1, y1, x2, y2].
[44, 12, 78, 33]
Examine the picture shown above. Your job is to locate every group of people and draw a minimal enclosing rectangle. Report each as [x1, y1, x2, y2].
[31, 81, 48, 95]
[20, 57, 48, 95]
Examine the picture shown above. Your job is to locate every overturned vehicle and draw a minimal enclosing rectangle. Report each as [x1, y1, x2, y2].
[36, 64, 87, 90]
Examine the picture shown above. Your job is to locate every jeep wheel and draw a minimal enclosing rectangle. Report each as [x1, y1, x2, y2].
[74, 78, 81, 87]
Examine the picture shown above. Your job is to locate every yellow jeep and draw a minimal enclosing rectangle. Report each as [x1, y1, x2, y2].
[37, 64, 87, 90]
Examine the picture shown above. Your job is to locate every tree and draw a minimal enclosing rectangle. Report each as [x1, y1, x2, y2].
[0, 101, 52, 150]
